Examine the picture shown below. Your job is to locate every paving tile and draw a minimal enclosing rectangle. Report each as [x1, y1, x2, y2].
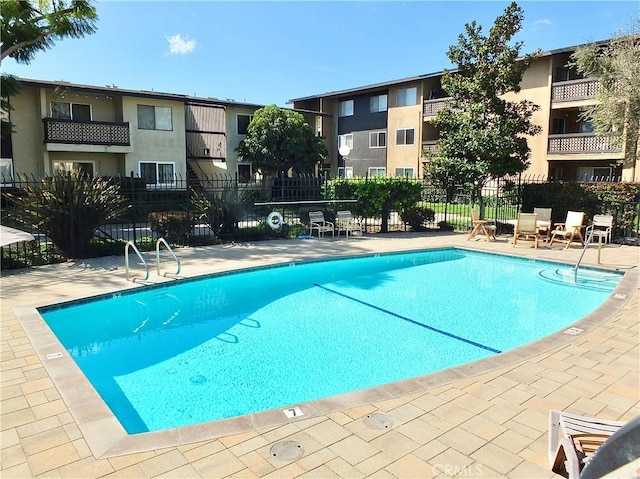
[154, 463, 203, 478]
[299, 464, 341, 478]
[27, 442, 80, 476]
[20, 426, 71, 455]
[353, 451, 394, 476]
[470, 442, 523, 475]
[460, 415, 507, 442]
[1, 443, 28, 469]
[55, 456, 115, 478]
[302, 419, 351, 447]
[385, 452, 436, 478]
[369, 429, 420, 460]
[325, 456, 366, 478]
[0, 462, 34, 478]
[137, 449, 189, 477]
[437, 426, 486, 456]
[327, 435, 379, 465]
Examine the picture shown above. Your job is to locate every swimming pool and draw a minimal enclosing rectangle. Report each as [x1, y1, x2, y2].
[39, 248, 621, 434]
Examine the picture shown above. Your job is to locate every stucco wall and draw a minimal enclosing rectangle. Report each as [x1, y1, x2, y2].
[386, 83, 422, 177]
[122, 97, 186, 179]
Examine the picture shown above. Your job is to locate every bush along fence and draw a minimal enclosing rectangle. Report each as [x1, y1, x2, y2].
[1, 172, 638, 269]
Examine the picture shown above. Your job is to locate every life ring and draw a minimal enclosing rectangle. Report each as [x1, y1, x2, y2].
[267, 211, 283, 230]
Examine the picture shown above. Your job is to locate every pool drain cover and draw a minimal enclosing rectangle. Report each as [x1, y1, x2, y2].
[270, 441, 304, 461]
[363, 413, 393, 430]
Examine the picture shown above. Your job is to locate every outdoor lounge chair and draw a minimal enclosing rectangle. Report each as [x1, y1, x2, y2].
[467, 208, 496, 242]
[336, 210, 363, 238]
[548, 409, 626, 479]
[549, 211, 585, 249]
[587, 214, 614, 245]
[512, 212, 539, 248]
[533, 207, 552, 240]
[308, 211, 334, 238]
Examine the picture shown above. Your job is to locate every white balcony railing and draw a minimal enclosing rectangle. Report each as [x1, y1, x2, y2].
[548, 133, 620, 154]
[551, 79, 600, 102]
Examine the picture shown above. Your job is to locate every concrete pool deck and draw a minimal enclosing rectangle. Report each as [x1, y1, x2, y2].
[1, 232, 638, 478]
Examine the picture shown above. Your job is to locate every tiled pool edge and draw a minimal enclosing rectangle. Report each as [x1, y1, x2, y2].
[12, 248, 638, 459]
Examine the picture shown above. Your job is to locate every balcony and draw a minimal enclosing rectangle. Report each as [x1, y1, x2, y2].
[548, 133, 620, 154]
[43, 118, 130, 146]
[423, 98, 450, 117]
[551, 79, 600, 103]
[421, 140, 439, 155]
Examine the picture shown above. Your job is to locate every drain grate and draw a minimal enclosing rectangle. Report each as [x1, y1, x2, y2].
[270, 441, 304, 461]
[363, 412, 393, 430]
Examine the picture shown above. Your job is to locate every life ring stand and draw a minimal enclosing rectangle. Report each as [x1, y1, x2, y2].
[268, 211, 284, 230]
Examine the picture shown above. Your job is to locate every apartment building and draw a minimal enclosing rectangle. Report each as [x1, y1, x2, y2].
[2, 78, 267, 186]
[291, 42, 633, 182]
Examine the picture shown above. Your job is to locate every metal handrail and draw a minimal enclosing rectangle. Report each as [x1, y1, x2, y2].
[574, 227, 595, 273]
[125, 241, 149, 282]
[156, 238, 181, 277]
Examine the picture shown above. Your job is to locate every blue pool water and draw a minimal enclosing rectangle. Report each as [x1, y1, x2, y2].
[40, 248, 621, 434]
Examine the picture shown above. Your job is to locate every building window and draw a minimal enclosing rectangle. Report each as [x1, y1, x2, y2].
[238, 163, 252, 183]
[51, 102, 92, 121]
[552, 118, 566, 134]
[0, 158, 13, 182]
[237, 114, 253, 135]
[139, 161, 175, 186]
[339, 100, 354, 117]
[396, 87, 417, 107]
[338, 167, 354, 179]
[368, 167, 386, 177]
[338, 133, 353, 150]
[53, 161, 95, 176]
[396, 128, 415, 146]
[137, 105, 173, 131]
[369, 131, 386, 148]
[395, 167, 415, 178]
[579, 121, 594, 134]
[576, 166, 612, 182]
[370, 94, 387, 113]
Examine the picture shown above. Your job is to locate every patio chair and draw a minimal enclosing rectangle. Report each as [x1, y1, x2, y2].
[586, 214, 614, 245]
[549, 211, 585, 249]
[308, 211, 334, 238]
[533, 207, 552, 240]
[548, 409, 627, 479]
[512, 212, 539, 248]
[336, 210, 363, 239]
[467, 208, 496, 242]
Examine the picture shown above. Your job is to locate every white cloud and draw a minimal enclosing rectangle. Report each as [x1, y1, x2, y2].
[534, 19, 552, 27]
[166, 34, 196, 55]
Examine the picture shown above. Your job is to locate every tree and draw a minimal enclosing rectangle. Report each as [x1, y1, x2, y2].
[1, 0, 97, 64]
[570, 20, 640, 182]
[429, 2, 541, 211]
[1, 0, 98, 165]
[235, 105, 327, 176]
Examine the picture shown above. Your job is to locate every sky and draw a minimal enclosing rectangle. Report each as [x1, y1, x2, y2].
[2, 1, 638, 107]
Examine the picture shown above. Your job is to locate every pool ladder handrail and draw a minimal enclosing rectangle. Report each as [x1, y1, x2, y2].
[573, 227, 595, 273]
[125, 241, 149, 282]
[156, 237, 181, 277]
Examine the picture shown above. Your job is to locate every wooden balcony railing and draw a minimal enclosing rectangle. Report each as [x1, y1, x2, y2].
[43, 118, 130, 146]
[548, 133, 620, 154]
[423, 98, 450, 117]
[551, 79, 600, 102]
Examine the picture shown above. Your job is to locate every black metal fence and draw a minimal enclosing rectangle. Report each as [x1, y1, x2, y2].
[1, 173, 638, 269]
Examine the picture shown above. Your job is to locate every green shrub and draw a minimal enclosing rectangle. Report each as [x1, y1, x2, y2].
[401, 206, 436, 231]
[5, 171, 129, 259]
[325, 177, 423, 232]
[148, 211, 192, 244]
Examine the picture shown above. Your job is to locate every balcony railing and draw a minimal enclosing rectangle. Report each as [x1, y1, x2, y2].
[421, 140, 439, 154]
[423, 98, 450, 117]
[548, 133, 620, 154]
[43, 118, 130, 146]
[551, 79, 600, 102]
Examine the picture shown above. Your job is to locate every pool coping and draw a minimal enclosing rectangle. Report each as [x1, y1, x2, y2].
[12, 246, 639, 459]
